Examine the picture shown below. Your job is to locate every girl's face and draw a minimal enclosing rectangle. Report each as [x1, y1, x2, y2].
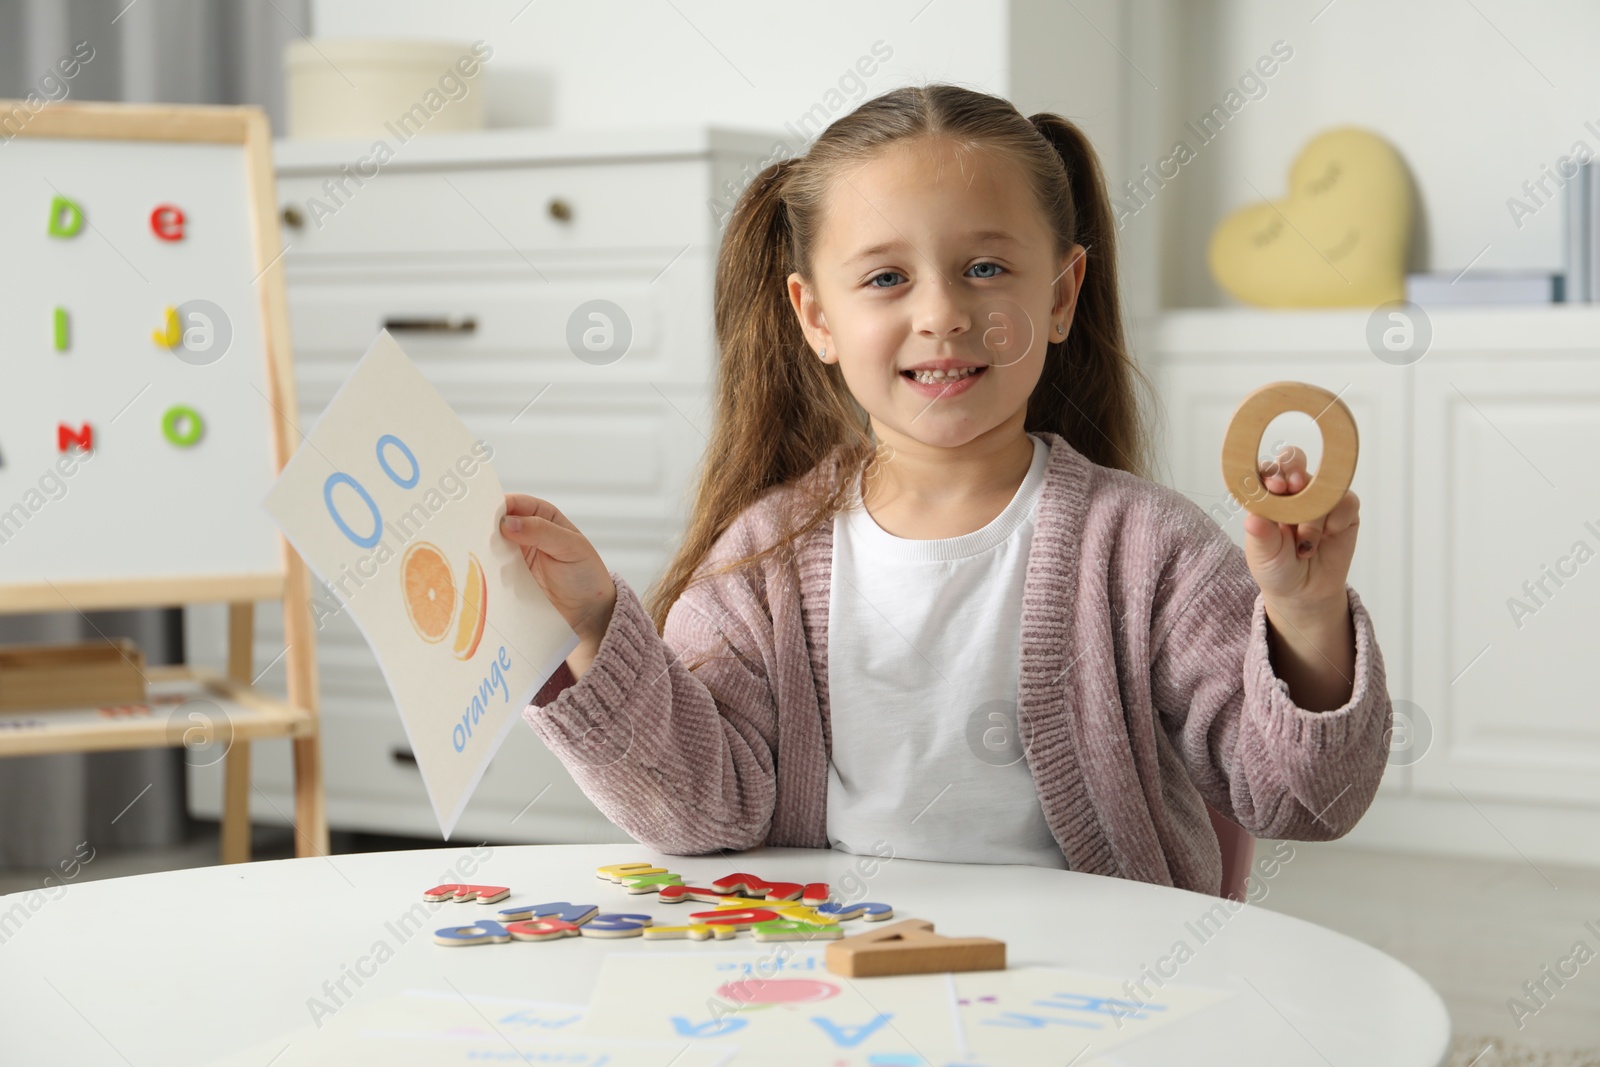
[787, 136, 1085, 454]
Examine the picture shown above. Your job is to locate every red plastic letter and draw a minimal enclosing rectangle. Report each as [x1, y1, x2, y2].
[57, 423, 92, 454]
[150, 204, 186, 241]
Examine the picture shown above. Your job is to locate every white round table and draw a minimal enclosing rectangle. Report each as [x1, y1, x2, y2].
[0, 843, 1450, 1065]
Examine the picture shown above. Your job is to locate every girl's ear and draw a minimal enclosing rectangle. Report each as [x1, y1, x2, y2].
[1052, 243, 1089, 334]
[787, 270, 833, 361]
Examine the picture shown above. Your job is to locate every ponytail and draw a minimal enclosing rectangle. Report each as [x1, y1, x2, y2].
[1023, 112, 1151, 479]
[645, 158, 871, 631]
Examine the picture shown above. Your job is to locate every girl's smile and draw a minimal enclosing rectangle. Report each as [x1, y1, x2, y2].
[900, 362, 988, 398]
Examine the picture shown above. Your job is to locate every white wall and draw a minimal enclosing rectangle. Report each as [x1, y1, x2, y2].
[306, 1, 1596, 310]
[309, 0, 1008, 134]
[1144, 0, 1600, 307]
[305, 1, 1179, 315]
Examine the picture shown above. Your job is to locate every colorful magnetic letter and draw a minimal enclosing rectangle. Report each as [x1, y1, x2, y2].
[770, 904, 838, 925]
[712, 873, 804, 901]
[47, 195, 83, 237]
[161, 405, 204, 447]
[643, 923, 736, 942]
[496, 901, 599, 925]
[56, 423, 92, 454]
[151, 306, 180, 348]
[657, 884, 741, 905]
[816, 902, 894, 922]
[751, 920, 844, 942]
[422, 884, 511, 904]
[433, 920, 510, 946]
[619, 872, 684, 894]
[505, 918, 581, 942]
[688, 907, 782, 930]
[53, 308, 69, 352]
[802, 882, 831, 906]
[595, 862, 668, 882]
[150, 204, 185, 241]
[579, 913, 653, 939]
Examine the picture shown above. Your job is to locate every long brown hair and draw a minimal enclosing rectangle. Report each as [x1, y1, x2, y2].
[647, 83, 1152, 632]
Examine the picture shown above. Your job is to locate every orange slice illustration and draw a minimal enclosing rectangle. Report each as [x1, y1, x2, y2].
[451, 552, 488, 660]
[401, 541, 456, 644]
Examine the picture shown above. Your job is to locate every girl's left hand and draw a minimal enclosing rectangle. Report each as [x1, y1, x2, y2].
[1241, 445, 1360, 612]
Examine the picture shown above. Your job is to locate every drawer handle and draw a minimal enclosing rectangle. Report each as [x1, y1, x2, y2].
[547, 197, 573, 222]
[391, 747, 418, 766]
[280, 204, 304, 229]
[382, 315, 478, 334]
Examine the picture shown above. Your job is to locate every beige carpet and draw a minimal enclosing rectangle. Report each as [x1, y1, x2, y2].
[1450, 1035, 1600, 1066]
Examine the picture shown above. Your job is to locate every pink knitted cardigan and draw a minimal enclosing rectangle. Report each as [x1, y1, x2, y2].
[524, 430, 1393, 897]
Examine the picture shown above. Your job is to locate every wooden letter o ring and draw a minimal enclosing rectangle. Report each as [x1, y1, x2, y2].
[1220, 381, 1359, 525]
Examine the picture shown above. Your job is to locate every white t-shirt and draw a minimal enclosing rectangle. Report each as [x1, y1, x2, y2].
[826, 433, 1067, 868]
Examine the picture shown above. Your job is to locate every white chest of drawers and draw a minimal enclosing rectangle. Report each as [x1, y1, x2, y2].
[187, 126, 782, 843]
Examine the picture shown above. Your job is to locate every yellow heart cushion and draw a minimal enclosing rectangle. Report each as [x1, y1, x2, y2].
[1207, 127, 1412, 308]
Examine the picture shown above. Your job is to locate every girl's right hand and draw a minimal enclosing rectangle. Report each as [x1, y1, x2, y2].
[500, 494, 617, 654]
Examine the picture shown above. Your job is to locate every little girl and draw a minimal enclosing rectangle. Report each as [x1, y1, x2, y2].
[499, 83, 1391, 898]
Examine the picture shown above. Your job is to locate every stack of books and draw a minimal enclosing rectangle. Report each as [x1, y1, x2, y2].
[1405, 160, 1596, 307]
[1406, 271, 1564, 306]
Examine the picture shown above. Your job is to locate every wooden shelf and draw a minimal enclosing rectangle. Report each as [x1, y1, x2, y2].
[0, 665, 314, 759]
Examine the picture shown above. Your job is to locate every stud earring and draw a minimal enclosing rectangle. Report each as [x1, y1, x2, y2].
[819, 346, 827, 360]
[1055, 324, 1065, 336]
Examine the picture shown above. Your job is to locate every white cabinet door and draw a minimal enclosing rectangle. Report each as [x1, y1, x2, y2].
[191, 184, 724, 839]
[1151, 356, 1410, 793]
[1411, 355, 1600, 804]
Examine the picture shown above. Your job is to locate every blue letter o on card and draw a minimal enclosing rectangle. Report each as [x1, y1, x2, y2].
[376, 434, 419, 489]
[324, 473, 382, 548]
[453, 723, 466, 752]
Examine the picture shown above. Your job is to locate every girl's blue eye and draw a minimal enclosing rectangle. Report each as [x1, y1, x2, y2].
[867, 263, 1004, 287]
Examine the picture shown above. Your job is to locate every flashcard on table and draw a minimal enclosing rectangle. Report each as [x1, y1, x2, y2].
[573, 949, 968, 1064]
[205, 989, 728, 1067]
[262, 331, 577, 838]
[940, 966, 1236, 1062]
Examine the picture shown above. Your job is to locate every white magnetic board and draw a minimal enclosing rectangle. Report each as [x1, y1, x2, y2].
[0, 103, 293, 609]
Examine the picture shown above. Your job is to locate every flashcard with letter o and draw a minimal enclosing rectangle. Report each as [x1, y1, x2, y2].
[264, 330, 577, 837]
